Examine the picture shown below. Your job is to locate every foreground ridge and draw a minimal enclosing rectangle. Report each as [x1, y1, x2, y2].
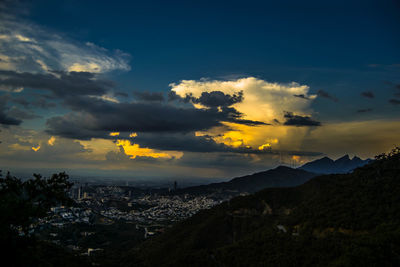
[124, 148, 400, 267]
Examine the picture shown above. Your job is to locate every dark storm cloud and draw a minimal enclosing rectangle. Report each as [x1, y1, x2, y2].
[167, 91, 182, 102]
[31, 97, 57, 109]
[168, 90, 244, 108]
[389, 99, 400, 105]
[46, 96, 266, 140]
[7, 106, 40, 120]
[11, 95, 56, 109]
[189, 91, 243, 108]
[317, 90, 338, 102]
[293, 94, 311, 100]
[0, 111, 21, 125]
[11, 96, 30, 108]
[0, 70, 113, 97]
[0, 95, 21, 125]
[357, 108, 373, 113]
[213, 106, 267, 126]
[3, 68, 266, 145]
[165, 90, 263, 125]
[133, 91, 164, 102]
[283, 111, 321, 127]
[361, 91, 374, 98]
[0, 94, 40, 122]
[130, 133, 234, 153]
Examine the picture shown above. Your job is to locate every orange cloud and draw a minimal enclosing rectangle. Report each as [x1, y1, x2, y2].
[116, 140, 183, 159]
[109, 132, 120, 136]
[48, 136, 56, 146]
[172, 78, 316, 152]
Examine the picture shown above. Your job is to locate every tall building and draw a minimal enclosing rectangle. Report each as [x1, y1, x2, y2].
[78, 186, 82, 200]
[173, 181, 177, 191]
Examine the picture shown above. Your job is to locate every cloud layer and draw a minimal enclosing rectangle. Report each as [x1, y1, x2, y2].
[0, 13, 130, 74]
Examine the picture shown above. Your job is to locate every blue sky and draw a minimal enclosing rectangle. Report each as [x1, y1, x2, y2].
[27, 0, 400, 117]
[0, 0, 399, 179]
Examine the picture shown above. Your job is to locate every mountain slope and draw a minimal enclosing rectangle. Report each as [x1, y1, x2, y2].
[299, 154, 370, 174]
[123, 148, 400, 267]
[175, 166, 316, 196]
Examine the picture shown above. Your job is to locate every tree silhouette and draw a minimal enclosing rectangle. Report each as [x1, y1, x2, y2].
[0, 171, 77, 266]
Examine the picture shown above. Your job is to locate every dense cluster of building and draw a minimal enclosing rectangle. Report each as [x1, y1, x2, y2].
[129, 195, 219, 223]
[30, 183, 231, 258]
[39, 183, 224, 229]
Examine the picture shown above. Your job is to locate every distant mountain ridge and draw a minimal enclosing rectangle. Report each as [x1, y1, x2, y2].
[176, 154, 370, 196]
[299, 154, 371, 174]
[175, 166, 316, 196]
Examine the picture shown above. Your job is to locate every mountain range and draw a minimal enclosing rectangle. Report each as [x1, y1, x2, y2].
[298, 154, 370, 174]
[175, 154, 370, 197]
[175, 166, 316, 196]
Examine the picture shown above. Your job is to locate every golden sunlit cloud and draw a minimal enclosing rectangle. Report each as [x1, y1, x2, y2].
[81, 137, 183, 161]
[258, 143, 271, 151]
[0, 54, 18, 72]
[15, 34, 33, 42]
[90, 94, 120, 103]
[258, 138, 279, 150]
[109, 132, 120, 137]
[116, 140, 183, 159]
[48, 136, 56, 146]
[171, 77, 316, 122]
[218, 129, 245, 148]
[129, 132, 138, 138]
[36, 59, 50, 72]
[68, 62, 101, 73]
[171, 77, 317, 152]
[32, 145, 41, 152]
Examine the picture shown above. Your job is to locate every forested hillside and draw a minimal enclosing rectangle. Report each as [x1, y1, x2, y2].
[123, 148, 400, 267]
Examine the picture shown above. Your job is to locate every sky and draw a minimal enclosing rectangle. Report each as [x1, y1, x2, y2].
[0, 0, 399, 180]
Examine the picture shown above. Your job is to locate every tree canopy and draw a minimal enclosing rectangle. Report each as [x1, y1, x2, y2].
[0, 171, 89, 266]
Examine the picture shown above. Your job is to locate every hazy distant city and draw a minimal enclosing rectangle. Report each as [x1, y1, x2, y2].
[27, 180, 235, 257]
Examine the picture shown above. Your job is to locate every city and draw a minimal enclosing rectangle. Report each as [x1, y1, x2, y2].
[29, 181, 230, 258]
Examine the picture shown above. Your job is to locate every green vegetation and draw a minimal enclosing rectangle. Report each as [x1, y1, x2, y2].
[122, 147, 400, 267]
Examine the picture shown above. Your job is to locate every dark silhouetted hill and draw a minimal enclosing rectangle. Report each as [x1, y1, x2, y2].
[123, 148, 400, 267]
[174, 166, 317, 196]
